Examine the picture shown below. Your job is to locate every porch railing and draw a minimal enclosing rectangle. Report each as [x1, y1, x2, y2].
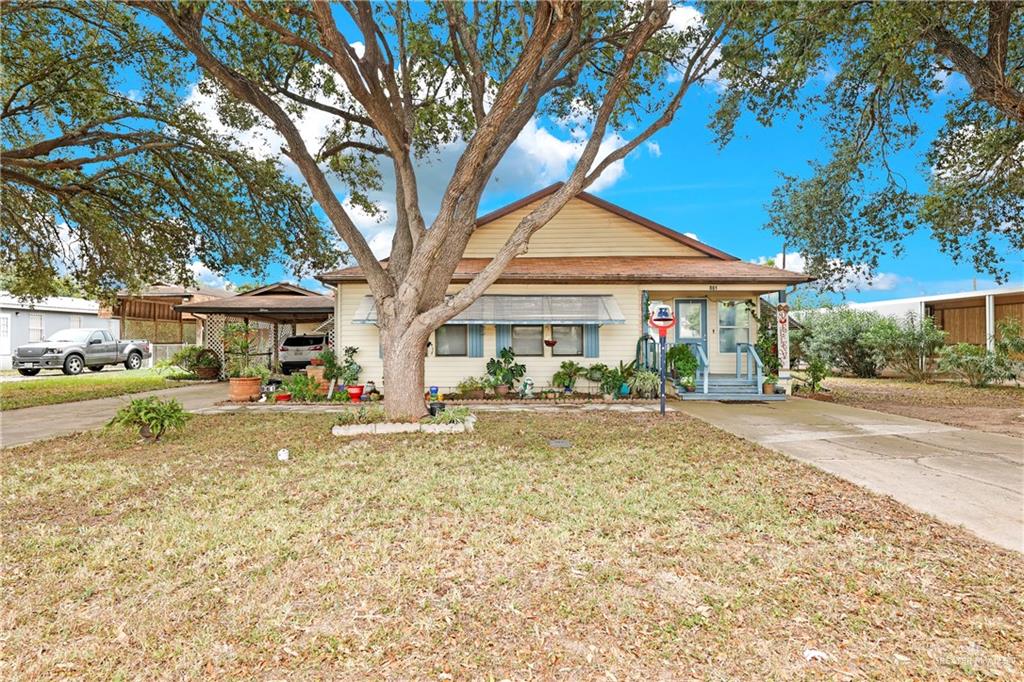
[681, 341, 710, 394]
[736, 342, 764, 394]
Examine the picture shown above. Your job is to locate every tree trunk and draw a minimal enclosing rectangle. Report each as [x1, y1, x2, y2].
[381, 325, 429, 420]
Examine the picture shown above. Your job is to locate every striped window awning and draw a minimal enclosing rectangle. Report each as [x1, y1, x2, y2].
[352, 294, 626, 326]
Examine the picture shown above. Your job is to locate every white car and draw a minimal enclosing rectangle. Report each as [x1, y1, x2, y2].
[279, 334, 329, 374]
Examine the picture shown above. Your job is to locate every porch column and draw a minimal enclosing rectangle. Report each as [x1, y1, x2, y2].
[776, 297, 791, 393]
[333, 284, 343, 361]
[985, 294, 996, 351]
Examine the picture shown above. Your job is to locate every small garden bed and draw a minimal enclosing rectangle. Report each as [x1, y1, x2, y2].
[331, 405, 478, 436]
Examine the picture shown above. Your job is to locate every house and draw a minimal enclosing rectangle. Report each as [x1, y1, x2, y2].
[847, 285, 1023, 351]
[0, 293, 120, 370]
[100, 283, 231, 353]
[318, 185, 810, 399]
[174, 282, 335, 374]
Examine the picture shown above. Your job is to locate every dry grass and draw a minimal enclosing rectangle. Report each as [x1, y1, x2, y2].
[820, 377, 1024, 438]
[3, 412, 1022, 680]
[0, 370, 189, 411]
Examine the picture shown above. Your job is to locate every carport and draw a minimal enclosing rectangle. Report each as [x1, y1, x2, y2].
[174, 283, 334, 377]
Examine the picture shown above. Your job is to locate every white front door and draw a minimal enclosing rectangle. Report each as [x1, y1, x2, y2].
[0, 313, 11, 369]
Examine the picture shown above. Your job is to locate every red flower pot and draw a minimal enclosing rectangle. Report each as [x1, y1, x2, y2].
[275, 393, 292, 402]
[346, 385, 364, 401]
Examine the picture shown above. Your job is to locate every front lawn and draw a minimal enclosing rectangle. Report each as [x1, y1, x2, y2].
[4, 412, 1021, 679]
[815, 377, 1024, 438]
[0, 369, 191, 411]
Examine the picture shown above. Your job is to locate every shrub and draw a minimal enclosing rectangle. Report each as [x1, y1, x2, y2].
[939, 343, 1010, 387]
[456, 376, 486, 394]
[336, 405, 386, 425]
[423, 406, 473, 424]
[337, 346, 361, 385]
[168, 345, 221, 372]
[802, 308, 883, 377]
[666, 344, 698, 382]
[599, 367, 626, 396]
[108, 397, 190, 441]
[806, 355, 829, 392]
[995, 318, 1024, 384]
[228, 361, 270, 381]
[283, 373, 321, 401]
[486, 348, 526, 388]
[863, 312, 946, 381]
[551, 360, 585, 391]
[628, 369, 660, 398]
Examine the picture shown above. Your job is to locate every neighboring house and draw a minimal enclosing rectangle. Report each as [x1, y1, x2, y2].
[847, 286, 1024, 351]
[318, 185, 809, 398]
[0, 293, 120, 370]
[100, 282, 232, 363]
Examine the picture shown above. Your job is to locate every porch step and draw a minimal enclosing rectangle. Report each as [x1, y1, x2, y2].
[675, 391, 786, 402]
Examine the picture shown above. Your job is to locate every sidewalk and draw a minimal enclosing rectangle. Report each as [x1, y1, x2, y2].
[675, 397, 1024, 553]
[1, 383, 226, 448]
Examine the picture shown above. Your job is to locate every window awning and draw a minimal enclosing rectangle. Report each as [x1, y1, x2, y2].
[352, 294, 625, 326]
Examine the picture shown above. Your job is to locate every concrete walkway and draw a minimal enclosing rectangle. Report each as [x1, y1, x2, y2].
[676, 397, 1024, 553]
[1, 383, 226, 448]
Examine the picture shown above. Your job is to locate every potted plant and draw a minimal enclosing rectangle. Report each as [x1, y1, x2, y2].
[666, 344, 698, 381]
[336, 346, 363, 400]
[600, 367, 625, 400]
[193, 349, 221, 379]
[486, 348, 525, 396]
[763, 374, 779, 394]
[227, 361, 270, 401]
[616, 360, 636, 396]
[551, 360, 585, 394]
[628, 369, 660, 399]
[457, 376, 486, 400]
[224, 323, 269, 401]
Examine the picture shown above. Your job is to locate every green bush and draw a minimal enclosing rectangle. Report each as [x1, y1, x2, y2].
[806, 356, 829, 392]
[336, 405, 386, 425]
[863, 312, 946, 381]
[282, 373, 321, 401]
[628, 369, 660, 398]
[802, 308, 883, 377]
[108, 397, 190, 441]
[599, 368, 626, 396]
[666, 344, 698, 382]
[169, 345, 221, 371]
[337, 346, 361, 385]
[423, 406, 473, 424]
[995, 318, 1024, 384]
[551, 360, 585, 391]
[456, 376, 487, 394]
[939, 343, 1010, 387]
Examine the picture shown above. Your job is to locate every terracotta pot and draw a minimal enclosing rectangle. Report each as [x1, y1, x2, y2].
[495, 384, 510, 396]
[228, 376, 262, 402]
[346, 385, 364, 401]
[310, 358, 324, 366]
[762, 382, 776, 394]
[275, 393, 292, 402]
[467, 389, 485, 399]
[195, 366, 219, 380]
[306, 365, 326, 382]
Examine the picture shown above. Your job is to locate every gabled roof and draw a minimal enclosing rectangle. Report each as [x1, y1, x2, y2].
[473, 183, 738, 261]
[240, 282, 326, 297]
[117, 282, 232, 299]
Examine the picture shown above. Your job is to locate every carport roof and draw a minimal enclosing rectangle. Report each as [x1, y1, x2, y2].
[174, 282, 333, 322]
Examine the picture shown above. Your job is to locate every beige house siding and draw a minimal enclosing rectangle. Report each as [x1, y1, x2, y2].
[463, 197, 706, 258]
[335, 281, 764, 390]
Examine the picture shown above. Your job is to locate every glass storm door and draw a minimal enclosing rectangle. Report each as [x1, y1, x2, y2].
[674, 299, 707, 359]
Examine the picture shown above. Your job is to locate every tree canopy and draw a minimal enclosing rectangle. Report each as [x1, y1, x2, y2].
[710, 0, 1022, 286]
[0, 0, 344, 299]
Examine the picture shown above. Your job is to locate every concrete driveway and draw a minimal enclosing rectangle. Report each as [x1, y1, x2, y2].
[1, 382, 226, 448]
[676, 397, 1024, 553]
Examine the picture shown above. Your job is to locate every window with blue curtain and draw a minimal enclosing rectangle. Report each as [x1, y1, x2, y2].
[468, 324, 484, 357]
[495, 324, 511, 353]
[583, 324, 600, 358]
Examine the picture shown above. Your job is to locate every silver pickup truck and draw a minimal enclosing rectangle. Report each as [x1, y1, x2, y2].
[12, 328, 152, 376]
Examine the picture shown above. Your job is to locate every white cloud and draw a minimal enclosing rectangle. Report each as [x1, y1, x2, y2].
[665, 4, 724, 89]
[754, 250, 909, 292]
[683, 232, 699, 241]
[645, 141, 662, 158]
[367, 230, 395, 259]
[188, 262, 234, 291]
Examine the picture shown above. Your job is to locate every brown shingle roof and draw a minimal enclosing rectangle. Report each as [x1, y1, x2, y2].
[319, 256, 811, 285]
[174, 294, 333, 317]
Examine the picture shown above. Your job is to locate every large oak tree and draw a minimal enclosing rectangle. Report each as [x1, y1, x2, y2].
[130, 0, 733, 418]
[1, 0, 343, 298]
[711, 0, 1023, 286]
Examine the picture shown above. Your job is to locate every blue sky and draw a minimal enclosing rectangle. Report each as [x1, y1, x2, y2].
[181, 8, 1021, 303]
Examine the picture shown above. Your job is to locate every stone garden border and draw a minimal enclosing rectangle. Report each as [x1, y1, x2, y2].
[332, 415, 477, 437]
